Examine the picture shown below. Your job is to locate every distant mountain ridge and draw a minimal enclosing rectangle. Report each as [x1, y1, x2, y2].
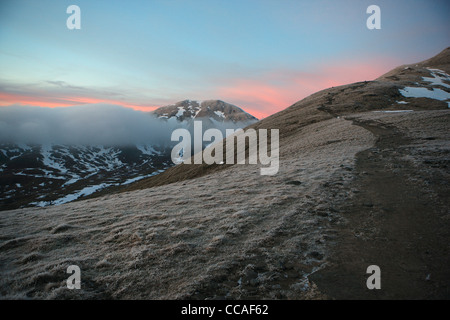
[0, 143, 171, 210]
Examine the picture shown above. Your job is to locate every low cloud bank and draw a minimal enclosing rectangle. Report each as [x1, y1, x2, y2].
[0, 104, 255, 147]
[0, 104, 184, 146]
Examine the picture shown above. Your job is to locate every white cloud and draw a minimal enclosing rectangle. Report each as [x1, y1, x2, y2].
[0, 104, 185, 146]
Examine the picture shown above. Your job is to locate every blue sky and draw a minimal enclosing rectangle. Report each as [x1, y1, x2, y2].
[0, 0, 449, 118]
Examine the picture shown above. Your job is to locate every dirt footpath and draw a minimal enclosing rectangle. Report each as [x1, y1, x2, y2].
[311, 111, 450, 299]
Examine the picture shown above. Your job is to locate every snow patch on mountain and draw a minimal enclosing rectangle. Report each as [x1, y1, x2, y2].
[399, 68, 450, 108]
[41, 145, 68, 174]
[373, 110, 413, 113]
[399, 87, 450, 103]
[136, 145, 158, 156]
[214, 110, 225, 118]
[176, 107, 185, 118]
[423, 68, 450, 89]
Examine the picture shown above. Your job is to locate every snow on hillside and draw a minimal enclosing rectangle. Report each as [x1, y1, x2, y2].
[423, 68, 450, 88]
[399, 87, 450, 103]
[0, 143, 172, 210]
[399, 68, 450, 107]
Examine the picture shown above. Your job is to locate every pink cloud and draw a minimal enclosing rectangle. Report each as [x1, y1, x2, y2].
[0, 58, 400, 120]
[0, 92, 158, 112]
[217, 58, 399, 118]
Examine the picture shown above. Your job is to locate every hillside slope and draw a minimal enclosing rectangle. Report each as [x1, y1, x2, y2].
[124, 48, 450, 191]
[0, 48, 449, 299]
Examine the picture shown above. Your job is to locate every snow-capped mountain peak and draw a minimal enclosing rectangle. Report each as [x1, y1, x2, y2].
[152, 99, 258, 122]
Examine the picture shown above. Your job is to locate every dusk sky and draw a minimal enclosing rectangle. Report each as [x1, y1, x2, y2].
[0, 0, 449, 119]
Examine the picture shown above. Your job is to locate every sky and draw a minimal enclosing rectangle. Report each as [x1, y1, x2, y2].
[0, 0, 449, 119]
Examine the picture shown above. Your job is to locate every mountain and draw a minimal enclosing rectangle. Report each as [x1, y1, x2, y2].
[0, 48, 449, 300]
[152, 99, 258, 123]
[0, 143, 172, 211]
[0, 100, 258, 211]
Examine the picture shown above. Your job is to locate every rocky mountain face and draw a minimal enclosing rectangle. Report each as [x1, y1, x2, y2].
[0, 100, 257, 210]
[0, 48, 449, 300]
